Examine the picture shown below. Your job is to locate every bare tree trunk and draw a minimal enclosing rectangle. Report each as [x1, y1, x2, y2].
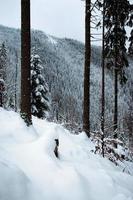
[21, 0, 32, 126]
[0, 92, 3, 107]
[15, 51, 18, 112]
[114, 1, 118, 147]
[101, 0, 105, 157]
[83, 0, 91, 137]
[114, 68, 118, 135]
[101, 0, 105, 134]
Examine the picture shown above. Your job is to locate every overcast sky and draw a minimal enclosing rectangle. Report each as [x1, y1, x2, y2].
[0, 0, 85, 42]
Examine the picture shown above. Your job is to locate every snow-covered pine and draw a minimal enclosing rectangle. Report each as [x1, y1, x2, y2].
[31, 53, 50, 119]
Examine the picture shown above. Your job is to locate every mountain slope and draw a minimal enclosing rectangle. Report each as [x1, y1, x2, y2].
[0, 25, 132, 135]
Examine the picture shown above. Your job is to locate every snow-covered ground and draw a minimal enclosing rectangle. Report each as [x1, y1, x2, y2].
[0, 108, 133, 200]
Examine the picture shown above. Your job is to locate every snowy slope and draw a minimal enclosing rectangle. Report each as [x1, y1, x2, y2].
[0, 108, 133, 200]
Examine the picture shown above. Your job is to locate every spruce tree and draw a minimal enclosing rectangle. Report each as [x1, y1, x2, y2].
[104, 0, 130, 144]
[104, 0, 130, 84]
[31, 53, 50, 119]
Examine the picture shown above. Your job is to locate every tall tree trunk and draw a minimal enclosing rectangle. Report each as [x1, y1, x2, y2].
[15, 51, 18, 112]
[101, 0, 105, 157]
[21, 0, 32, 126]
[83, 0, 91, 137]
[114, 65, 118, 144]
[101, 0, 105, 134]
[114, 0, 118, 147]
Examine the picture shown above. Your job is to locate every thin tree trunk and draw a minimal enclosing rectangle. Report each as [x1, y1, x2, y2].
[0, 92, 3, 107]
[114, 0, 118, 147]
[83, 0, 91, 137]
[21, 0, 32, 125]
[15, 51, 18, 112]
[114, 67, 118, 140]
[101, 0, 105, 157]
[101, 0, 105, 134]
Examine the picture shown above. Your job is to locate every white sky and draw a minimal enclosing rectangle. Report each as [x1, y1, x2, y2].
[0, 0, 85, 42]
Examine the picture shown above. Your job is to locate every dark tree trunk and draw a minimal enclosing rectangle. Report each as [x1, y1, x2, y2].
[114, 1, 118, 147]
[15, 51, 18, 112]
[114, 66, 118, 144]
[21, 0, 32, 126]
[101, 0, 105, 134]
[101, 0, 105, 157]
[83, 0, 91, 137]
[0, 92, 3, 107]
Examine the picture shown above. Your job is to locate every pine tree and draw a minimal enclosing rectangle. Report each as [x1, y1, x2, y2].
[21, 0, 32, 125]
[83, 0, 91, 137]
[104, 0, 130, 83]
[31, 53, 50, 119]
[104, 0, 130, 144]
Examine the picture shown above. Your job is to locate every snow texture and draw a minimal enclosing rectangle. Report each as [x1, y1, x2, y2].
[47, 35, 57, 45]
[0, 108, 133, 200]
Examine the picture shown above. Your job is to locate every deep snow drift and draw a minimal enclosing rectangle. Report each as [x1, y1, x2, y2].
[0, 108, 133, 200]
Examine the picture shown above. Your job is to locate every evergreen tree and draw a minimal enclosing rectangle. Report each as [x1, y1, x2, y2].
[104, 0, 130, 84]
[21, 0, 32, 125]
[104, 0, 131, 144]
[31, 54, 50, 119]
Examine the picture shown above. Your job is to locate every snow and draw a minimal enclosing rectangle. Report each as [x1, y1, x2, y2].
[0, 78, 4, 83]
[0, 108, 133, 200]
[47, 35, 57, 45]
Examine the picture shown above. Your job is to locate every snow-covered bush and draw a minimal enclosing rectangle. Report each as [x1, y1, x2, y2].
[91, 130, 132, 165]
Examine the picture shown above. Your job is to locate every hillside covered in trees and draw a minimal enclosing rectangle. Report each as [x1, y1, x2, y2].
[0, 25, 132, 141]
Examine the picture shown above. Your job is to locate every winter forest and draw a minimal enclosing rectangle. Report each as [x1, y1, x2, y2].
[0, 0, 133, 200]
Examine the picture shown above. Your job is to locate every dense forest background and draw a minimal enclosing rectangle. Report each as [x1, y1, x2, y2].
[0, 24, 132, 144]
